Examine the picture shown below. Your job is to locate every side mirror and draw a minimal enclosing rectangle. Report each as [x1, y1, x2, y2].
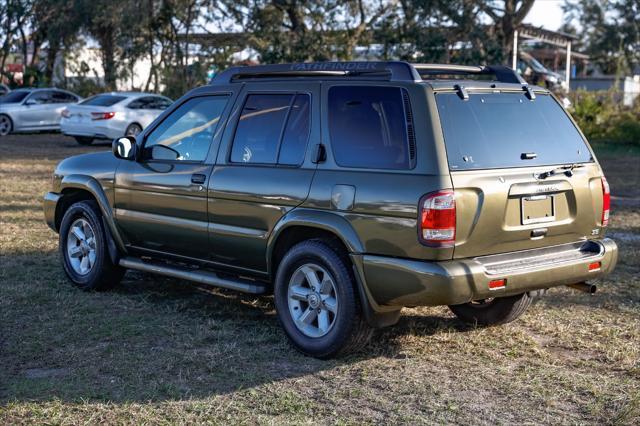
[112, 136, 136, 160]
[24, 99, 36, 106]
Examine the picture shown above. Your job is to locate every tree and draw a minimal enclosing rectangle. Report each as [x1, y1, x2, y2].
[563, 0, 640, 75]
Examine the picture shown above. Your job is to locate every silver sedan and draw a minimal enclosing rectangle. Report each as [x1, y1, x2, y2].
[0, 88, 81, 136]
[60, 92, 173, 145]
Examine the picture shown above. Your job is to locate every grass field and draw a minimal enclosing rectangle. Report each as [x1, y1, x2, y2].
[1, 134, 639, 424]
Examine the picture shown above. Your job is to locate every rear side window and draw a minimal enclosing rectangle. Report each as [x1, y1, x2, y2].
[51, 91, 77, 103]
[231, 93, 310, 165]
[328, 86, 414, 170]
[436, 93, 593, 170]
[81, 95, 127, 107]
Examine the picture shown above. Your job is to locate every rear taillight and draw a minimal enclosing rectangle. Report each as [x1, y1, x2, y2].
[91, 111, 115, 120]
[419, 190, 456, 247]
[601, 176, 610, 227]
[61, 109, 71, 118]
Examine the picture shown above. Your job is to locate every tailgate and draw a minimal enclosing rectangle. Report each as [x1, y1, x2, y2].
[434, 89, 606, 259]
[451, 164, 606, 258]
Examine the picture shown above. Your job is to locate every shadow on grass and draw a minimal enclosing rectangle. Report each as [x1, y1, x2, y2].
[0, 251, 473, 404]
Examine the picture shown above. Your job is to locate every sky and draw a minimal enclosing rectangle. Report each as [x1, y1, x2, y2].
[524, 0, 565, 31]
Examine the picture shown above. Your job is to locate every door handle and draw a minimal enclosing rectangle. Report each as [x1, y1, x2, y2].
[191, 174, 206, 184]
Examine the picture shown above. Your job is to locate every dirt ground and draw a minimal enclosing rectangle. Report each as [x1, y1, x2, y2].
[1, 134, 639, 424]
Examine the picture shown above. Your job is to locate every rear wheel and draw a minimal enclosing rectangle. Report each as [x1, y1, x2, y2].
[125, 123, 142, 137]
[0, 114, 12, 136]
[74, 136, 93, 145]
[449, 292, 532, 326]
[274, 239, 372, 358]
[59, 200, 125, 290]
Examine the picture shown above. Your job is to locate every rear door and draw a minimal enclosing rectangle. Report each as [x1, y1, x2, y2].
[207, 82, 319, 273]
[435, 90, 606, 258]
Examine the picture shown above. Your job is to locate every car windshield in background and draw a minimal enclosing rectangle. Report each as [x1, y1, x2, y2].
[0, 90, 30, 103]
[436, 93, 593, 170]
[80, 94, 127, 106]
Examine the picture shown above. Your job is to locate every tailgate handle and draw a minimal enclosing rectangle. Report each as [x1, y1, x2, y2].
[521, 152, 537, 160]
[531, 228, 548, 239]
[191, 174, 206, 184]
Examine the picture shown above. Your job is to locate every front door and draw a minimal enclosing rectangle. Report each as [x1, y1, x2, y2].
[115, 94, 232, 260]
[208, 83, 320, 274]
[19, 90, 59, 129]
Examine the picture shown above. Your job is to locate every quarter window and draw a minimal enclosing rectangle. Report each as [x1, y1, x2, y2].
[230, 94, 310, 165]
[328, 86, 414, 170]
[144, 96, 228, 162]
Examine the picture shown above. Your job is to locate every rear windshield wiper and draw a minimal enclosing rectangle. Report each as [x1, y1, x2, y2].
[537, 164, 585, 180]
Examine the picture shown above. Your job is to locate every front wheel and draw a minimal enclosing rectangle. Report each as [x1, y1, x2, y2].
[125, 123, 142, 137]
[0, 114, 13, 136]
[449, 292, 532, 326]
[59, 200, 125, 290]
[274, 240, 372, 359]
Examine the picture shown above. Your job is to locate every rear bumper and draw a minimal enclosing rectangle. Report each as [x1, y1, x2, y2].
[61, 121, 122, 139]
[43, 191, 62, 232]
[354, 238, 618, 307]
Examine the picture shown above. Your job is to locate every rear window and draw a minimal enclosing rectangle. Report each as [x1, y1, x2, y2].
[436, 93, 593, 170]
[328, 86, 415, 170]
[80, 94, 127, 107]
[0, 90, 30, 103]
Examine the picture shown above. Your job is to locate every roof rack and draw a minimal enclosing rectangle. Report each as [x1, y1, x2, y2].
[212, 61, 421, 84]
[211, 61, 528, 87]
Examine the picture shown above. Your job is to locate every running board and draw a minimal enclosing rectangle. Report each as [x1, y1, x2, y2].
[119, 257, 267, 294]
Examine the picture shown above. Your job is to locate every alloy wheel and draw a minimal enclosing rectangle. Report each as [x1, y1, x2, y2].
[287, 263, 339, 338]
[66, 218, 97, 275]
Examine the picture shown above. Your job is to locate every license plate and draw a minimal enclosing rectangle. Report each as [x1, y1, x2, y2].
[521, 195, 555, 225]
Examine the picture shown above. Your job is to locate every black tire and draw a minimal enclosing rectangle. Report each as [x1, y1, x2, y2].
[449, 292, 532, 326]
[125, 123, 142, 137]
[274, 239, 372, 359]
[0, 114, 13, 136]
[74, 136, 93, 145]
[59, 200, 125, 290]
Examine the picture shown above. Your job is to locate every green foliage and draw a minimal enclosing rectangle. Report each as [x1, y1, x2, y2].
[569, 90, 640, 145]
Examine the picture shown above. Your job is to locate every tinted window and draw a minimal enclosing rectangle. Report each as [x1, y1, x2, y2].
[81, 94, 127, 107]
[51, 91, 77, 103]
[329, 86, 412, 169]
[0, 90, 30, 103]
[278, 95, 310, 165]
[28, 91, 53, 104]
[145, 96, 228, 162]
[149, 97, 173, 110]
[436, 93, 593, 170]
[230, 94, 292, 164]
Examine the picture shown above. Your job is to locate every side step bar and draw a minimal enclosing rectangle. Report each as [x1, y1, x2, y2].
[119, 257, 267, 294]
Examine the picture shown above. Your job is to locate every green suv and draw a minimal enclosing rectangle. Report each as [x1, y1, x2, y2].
[44, 62, 618, 358]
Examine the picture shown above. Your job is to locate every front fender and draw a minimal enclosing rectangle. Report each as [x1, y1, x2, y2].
[59, 174, 127, 254]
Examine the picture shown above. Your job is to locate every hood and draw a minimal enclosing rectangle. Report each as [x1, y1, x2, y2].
[53, 151, 120, 192]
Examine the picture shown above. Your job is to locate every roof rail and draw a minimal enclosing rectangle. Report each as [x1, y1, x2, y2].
[413, 63, 527, 84]
[212, 61, 421, 84]
[211, 61, 526, 86]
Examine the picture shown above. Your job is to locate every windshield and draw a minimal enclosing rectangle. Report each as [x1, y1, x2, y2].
[80, 94, 127, 106]
[436, 92, 593, 170]
[0, 90, 30, 103]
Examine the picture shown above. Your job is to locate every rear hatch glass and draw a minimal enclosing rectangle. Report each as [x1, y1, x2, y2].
[435, 91, 603, 259]
[436, 92, 593, 170]
[80, 94, 127, 107]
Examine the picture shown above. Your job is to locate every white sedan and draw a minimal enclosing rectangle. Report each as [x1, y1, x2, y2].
[60, 92, 173, 145]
